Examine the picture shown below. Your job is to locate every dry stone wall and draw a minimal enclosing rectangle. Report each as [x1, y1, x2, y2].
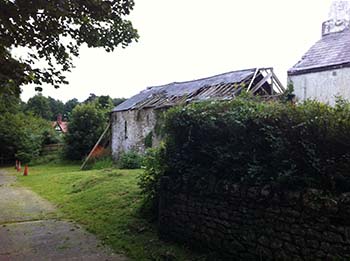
[159, 177, 350, 260]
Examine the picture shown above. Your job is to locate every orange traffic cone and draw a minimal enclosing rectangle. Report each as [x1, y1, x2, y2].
[17, 161, 21, 172]
[23, 165, 28, 176]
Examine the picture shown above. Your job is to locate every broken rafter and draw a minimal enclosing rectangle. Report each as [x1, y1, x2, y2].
[247, 68, 259, 92]
[251, 72, 273, 94]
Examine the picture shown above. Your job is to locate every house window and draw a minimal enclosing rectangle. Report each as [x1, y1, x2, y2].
[124, 121, 128, 139]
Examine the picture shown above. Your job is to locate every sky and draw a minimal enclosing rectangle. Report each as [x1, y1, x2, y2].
[20, 0, 333, 102]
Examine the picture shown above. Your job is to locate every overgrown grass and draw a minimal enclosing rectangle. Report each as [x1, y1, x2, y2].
[13, 164, 206, 261]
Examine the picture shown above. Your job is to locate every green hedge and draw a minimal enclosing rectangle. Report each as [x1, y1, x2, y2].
[155, 97, 350, 193]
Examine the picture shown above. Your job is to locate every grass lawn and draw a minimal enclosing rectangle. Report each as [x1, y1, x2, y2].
[8, 164, 205, 261]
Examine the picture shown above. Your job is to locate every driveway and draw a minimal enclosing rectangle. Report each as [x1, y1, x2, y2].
[0, 170, 127, 261]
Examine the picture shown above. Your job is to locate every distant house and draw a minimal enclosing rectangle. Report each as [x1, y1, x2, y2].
[110, 68, 285, 160]
[52, 114, 68, 134]
[288, 0, 350, 105]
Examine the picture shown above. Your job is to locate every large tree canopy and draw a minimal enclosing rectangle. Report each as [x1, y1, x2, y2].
[0, 0, 138, 96]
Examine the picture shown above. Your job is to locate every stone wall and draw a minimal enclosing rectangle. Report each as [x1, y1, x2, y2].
[111, 108, 161, 160]
[159, 177, 350, 260]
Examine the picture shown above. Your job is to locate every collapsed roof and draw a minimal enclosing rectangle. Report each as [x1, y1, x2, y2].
[288, 28, 350, 76]
[114, 68, 285, 112]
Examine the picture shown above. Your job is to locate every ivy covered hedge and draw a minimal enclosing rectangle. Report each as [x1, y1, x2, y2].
[140, 96, 350, 202]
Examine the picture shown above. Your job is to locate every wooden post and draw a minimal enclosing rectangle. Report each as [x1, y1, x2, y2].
[80, 123, 111, 170]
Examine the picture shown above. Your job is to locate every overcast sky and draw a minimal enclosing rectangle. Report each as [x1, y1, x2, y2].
[20, 0, 333, 102]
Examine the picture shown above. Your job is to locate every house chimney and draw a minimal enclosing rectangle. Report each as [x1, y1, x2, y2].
[57, 114, 62, 123]
[322, 0, 350, 36]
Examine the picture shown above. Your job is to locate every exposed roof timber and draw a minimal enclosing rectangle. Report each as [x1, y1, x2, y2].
[247, 68, 259, 92]
[271, 70, 286, 93]
[113, 68, 285, 112]
[249, 68, 285, 95]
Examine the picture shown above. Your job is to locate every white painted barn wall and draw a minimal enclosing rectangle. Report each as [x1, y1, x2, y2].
[111, 108, 159, 160]
[289, 67, 350, 105]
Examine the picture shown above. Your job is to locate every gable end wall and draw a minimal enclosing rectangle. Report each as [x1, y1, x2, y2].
[111, 108, 159, 160]
[289, 67, 350, 105]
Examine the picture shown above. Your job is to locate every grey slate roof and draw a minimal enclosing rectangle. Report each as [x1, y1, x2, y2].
[288, 29, 350, 76]
[113, 69, 257, 112]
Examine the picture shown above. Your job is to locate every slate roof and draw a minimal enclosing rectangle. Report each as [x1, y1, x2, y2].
[288, 29, 350, 76]
[113, 69, 258, 112]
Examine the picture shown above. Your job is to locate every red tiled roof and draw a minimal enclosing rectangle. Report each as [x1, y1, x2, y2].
[52, 121, 68, 133]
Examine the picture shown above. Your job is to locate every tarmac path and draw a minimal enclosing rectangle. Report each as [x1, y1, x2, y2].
[0, 170, 127, 261]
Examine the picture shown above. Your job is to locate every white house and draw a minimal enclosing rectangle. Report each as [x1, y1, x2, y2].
[288, 0, 350, 105]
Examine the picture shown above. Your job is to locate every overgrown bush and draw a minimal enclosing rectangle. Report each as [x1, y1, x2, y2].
[138, 145, 166, 217]
[140, 96, 350, 209]
[144, 131, 153, 148]
[118, 151, 143, 169]
[0, 112, 51, 164]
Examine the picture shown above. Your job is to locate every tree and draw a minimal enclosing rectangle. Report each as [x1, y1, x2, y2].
[0, 92, 21, 114]
[64, 102, 107, 160]
[0, 112, 49, 163]
[84, 93, 98, 104]
[97, 95, 114, 110]
[48, 97, 64, 120]
[113, 98, 126, 107]
[0, 0, 138, 96]
[64, 98, 80, 120]
[26, 94, 53, 120]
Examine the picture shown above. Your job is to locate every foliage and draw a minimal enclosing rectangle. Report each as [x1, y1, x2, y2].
[0, 0, 138, 96]
[280, 83, 296, 103]
[48, 97, 65, 120]
[91, 157, 114, 170]
[0, 92, 22, 114]
[83, 94, 115, 118]
[112, 98, 126, 107]
[95, 95, 115, 118]
[138, 146, 166, 217]
[30, 151, 63, 166]
[63, 98, 80, 120]
[118, 151, 143, 169]
[64, 102, 108, 160]
[42, 128, 62, 145]
[154, 109, 167, 137]
[83, 93, 98, 104]
[0, 112, 50, 163]
[15, 164, 205, 260]
[144, 131, 153, 148]
[97, 95, 114, 109]
[142, 96, 350, 204]
[25, 94, 53, 120]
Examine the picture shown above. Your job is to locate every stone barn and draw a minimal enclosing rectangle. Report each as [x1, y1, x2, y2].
[111, 68, 285, 160]
[288, 0, 350, 105]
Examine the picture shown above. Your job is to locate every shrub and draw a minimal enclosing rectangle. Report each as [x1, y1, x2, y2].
[0, 112, 51, 164]
[162, 97, 350, 193]
[144, 131, 153, 148]
[138, 146, 166, 205]
[118, 151, 143, 169]
[139, 95, 350, 211]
